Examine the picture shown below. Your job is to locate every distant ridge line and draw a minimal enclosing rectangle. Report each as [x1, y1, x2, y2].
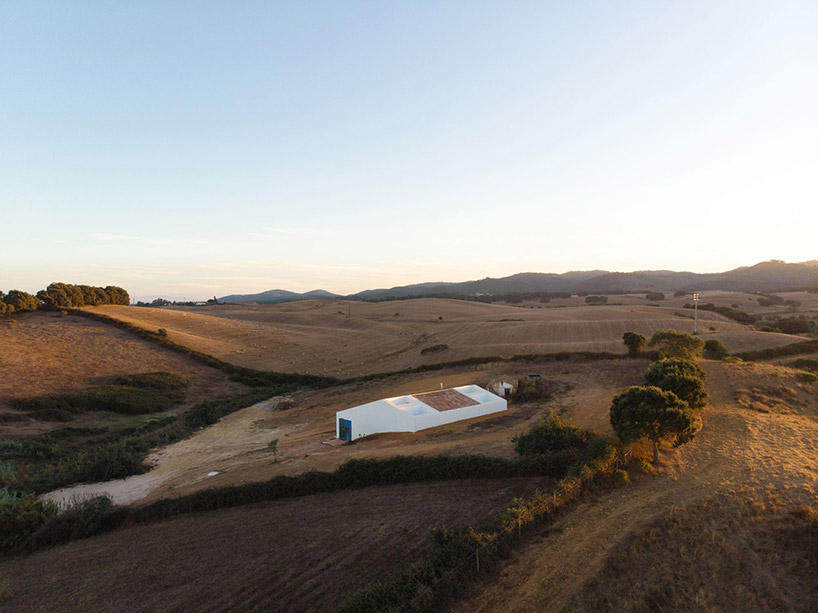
[217, 260, 818, 304]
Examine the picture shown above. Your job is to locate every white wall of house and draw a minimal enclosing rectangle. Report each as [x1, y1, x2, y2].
[336, 384, 506, 440]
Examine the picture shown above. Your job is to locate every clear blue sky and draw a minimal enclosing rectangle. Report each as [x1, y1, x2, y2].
[2, 1, 816, 300]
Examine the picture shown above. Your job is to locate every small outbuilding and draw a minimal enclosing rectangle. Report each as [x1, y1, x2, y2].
[489, 379, 515, 399]
[336, 384, 507, 441]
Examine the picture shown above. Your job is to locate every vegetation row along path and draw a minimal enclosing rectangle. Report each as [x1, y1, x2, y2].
[451, 360, 818, 612]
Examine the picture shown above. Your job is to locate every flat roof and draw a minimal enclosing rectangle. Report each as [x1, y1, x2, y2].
[412, 389, 478, 412]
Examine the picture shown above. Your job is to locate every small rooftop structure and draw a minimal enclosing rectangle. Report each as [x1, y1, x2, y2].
[336, 384, 506, 441]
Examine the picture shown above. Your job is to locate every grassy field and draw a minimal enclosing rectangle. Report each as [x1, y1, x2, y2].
[91, 298, 802, 377]
[0, 311, 245, 436]
[2, 297, 817, 611]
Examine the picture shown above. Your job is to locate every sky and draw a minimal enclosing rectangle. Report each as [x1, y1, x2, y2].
[1, 1, 816, 300]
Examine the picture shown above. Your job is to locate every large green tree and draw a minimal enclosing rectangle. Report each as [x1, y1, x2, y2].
[610, 385, 697, 462]
[644, 359, 708, 410]
[648, 329, 704, 360]
[3, 289, 39, 312]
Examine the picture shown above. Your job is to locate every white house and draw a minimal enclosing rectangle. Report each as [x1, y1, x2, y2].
[489, 380, 515, 398]
[336, 384, 507, 441]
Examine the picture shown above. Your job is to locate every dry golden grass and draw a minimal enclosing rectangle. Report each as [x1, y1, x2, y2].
[0, 311, 244, 436]
[453, 360, 818, 612]
[92, 299, 800, 377]
[572, 488, 818, 612]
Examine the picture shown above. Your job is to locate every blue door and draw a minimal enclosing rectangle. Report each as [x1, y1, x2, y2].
[339, 418, 352, 441]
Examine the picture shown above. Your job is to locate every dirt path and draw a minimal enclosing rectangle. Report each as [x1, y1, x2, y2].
[452, 360, 818, 612]
[43, 399, 282, 506]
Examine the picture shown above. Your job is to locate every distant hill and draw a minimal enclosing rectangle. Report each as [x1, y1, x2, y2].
[218, 260, 818, 304]
[219, 289, 341, 304]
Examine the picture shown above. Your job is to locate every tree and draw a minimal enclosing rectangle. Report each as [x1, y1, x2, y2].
[623, 332, 647, 356]
[648, 329, 704, 359]
[4, 290, 39, 312]
[703, 339, 727, 359]
[644, 359, 708, 410]
[610, 386, 697, 462]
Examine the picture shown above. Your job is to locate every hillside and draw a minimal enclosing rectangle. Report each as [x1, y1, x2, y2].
[217, 260, 818, 304]
[90, 298, 801, 377]
[454, 361, 818, 612]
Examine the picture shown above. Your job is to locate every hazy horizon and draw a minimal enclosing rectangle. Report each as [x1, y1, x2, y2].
[3, 2, 816, 299]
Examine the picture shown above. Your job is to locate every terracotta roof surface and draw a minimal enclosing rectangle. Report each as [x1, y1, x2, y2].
[412, 389, 478, 412]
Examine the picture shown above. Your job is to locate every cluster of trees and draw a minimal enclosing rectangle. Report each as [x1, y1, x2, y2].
[585, 295, 608, 304]
[612, 330, 708, 462]
[0, 290, 40, 316]
[0, 283, 129, 317]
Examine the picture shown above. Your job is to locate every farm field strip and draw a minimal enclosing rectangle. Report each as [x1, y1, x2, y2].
[92, 300, 804, 377]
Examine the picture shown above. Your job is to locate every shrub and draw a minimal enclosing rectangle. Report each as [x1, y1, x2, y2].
[639, 459, 654, 474]
[420, 344, 448, 355]
[623, 331, 647, 356]
[513, 413, 586, 456]
[0, 489, 58, 549]
[613, 469, 630, 484]
[790, 358, 818, 372]
[14, 384, 184, 416]
[157, 328, 168, 337]
[648, 329, 704, 359]
[796, 372, 818, 383]
[113, 372, 188, 389]
[511, 378, 556, 403]
[585, 295, 608, 304]
[646, 292, 665, 301]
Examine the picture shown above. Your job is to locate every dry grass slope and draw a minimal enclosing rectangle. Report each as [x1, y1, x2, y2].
[93, 300, 801, 377]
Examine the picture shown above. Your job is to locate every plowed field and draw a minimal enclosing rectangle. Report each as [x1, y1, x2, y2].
[0, 478, 551, 612]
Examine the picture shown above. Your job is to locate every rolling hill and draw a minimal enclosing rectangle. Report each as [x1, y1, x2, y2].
[217, 261, 818, 304]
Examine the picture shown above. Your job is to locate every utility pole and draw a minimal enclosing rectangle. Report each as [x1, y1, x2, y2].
[693, 293, 700, 334]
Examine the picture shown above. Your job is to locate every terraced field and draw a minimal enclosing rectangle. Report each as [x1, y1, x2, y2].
[92, 298, 802, 377]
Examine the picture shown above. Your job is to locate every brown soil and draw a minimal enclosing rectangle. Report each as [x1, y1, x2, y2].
[451, 360, 818, 612]
[0, 478, 553, 612]
[92, 300, 801, 377]
[0, 311, 245, 437]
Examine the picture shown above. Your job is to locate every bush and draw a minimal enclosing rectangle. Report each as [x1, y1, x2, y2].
[639, 459, 654, 474]
[648, 329, 704, 359]
[513, 413, 587, 456]
[157, 328, 168, 337]
[704, 339, 727, 359]
[646, 292, 665, 301]
[14, 384, 185, 416]
[790, 358, 818, 372]
[796, 372, 818, 383]
[0, 489, 58, 549]
[623, 331, 647, 356]
[613, 469, 630, 484]
[511, 378, 556, 403]
[585, 295, 608, 305]
[420, 344, 448, 355]
[113, 372, 188, 389]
